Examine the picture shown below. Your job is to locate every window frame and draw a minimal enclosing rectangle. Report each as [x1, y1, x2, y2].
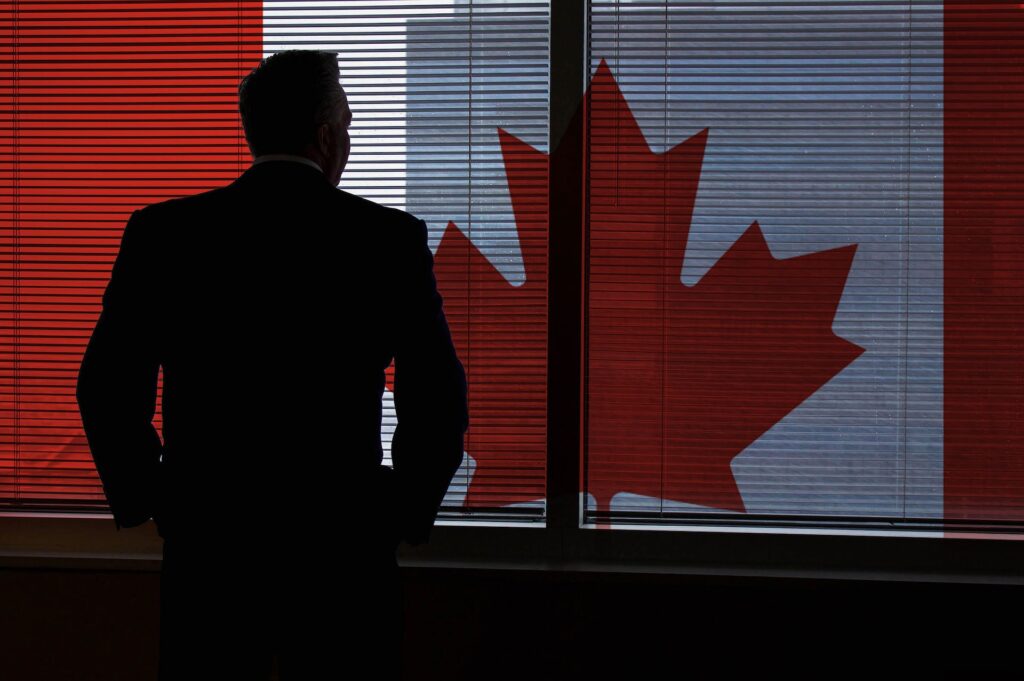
[2, 0, 1024, 584]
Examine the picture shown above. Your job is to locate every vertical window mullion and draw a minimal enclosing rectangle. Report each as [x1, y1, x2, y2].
[546, 0, 588, 548]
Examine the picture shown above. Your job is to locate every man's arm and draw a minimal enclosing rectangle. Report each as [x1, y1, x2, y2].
[390, 217, 469, 547]
[76, 208, 163, 531]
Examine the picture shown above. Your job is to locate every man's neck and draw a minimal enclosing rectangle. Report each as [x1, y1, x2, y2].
[251, 153, 324, 175]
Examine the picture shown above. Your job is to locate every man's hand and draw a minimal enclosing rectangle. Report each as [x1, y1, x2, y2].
[390, 217, 469, 547]
[376, 464, 403, 551]
[77, 208, 164, 531]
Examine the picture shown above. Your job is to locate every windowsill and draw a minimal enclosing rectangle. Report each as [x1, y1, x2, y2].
[2, 512, 1023, 586]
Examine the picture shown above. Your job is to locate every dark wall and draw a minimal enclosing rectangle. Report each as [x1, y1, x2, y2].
[2, 566, 1019, 680]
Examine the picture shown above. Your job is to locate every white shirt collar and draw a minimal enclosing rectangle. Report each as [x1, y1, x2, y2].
[251, 154, 324, 175]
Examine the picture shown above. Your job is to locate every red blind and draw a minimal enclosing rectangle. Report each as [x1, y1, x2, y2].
[0, 1, 262, 511]
[944, 1, 1024, 521]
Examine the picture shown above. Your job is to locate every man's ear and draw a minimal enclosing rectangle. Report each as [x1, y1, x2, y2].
[317, 121, 332, 156]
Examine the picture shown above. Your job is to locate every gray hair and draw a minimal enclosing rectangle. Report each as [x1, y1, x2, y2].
[238, 50, 347, 156]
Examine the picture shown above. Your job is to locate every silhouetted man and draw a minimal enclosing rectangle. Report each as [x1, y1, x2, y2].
[76, 50, 469, 680]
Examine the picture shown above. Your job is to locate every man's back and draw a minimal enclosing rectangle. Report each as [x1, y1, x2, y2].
[149, 160, 423, 538]
[78, 157, 468, 543]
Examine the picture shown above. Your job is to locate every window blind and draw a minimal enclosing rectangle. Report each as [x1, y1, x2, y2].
[263, 1, 549, 519]
[1, 0, 550, 521]
[584, 1, 1023, 531]
[0, 1, 262, 513]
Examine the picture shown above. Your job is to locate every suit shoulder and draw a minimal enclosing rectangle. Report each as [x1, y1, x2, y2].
[134, 185, 231, 223]
[331, 188, 426, 242]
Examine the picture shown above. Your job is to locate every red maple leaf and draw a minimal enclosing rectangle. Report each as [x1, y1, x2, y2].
[388, 60, 864, 516]
[385, 128, 549, 509]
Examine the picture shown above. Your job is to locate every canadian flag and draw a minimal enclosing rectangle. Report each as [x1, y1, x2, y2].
[3, 2, 1021, 526]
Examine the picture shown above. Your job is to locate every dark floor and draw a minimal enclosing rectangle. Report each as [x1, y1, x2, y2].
[1, 565, 1019, 679]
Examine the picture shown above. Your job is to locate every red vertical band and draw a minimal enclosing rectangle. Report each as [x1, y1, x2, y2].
[944, 2, 1024, 521]
[4, 2, 262, 504]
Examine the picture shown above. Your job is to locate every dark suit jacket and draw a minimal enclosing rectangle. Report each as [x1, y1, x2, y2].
[76, 159, 469, 549]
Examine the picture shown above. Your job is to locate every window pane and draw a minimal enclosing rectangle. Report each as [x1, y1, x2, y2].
[265, 0, 550, 519]
[2, 1, 550, 523]
[582, 1, 1024, 530]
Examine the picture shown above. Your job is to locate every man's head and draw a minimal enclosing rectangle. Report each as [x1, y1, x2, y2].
[238, 50, 352, 186]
